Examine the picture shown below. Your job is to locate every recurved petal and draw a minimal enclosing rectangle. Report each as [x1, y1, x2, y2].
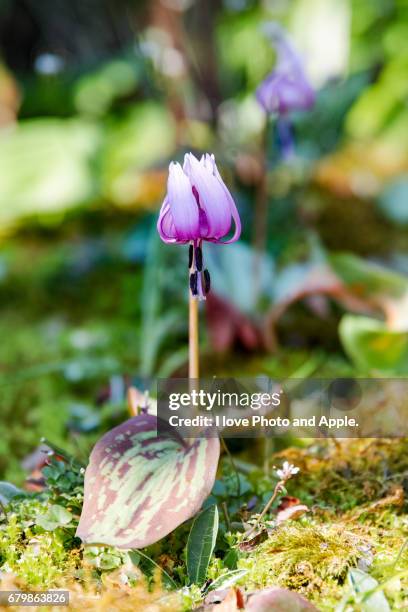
[167, 161, 199, 241]
[219, 199, 241, 244]
[207, 155, 241, 244]
[184, 153, 232, 240]
[157, 198, 178, 243]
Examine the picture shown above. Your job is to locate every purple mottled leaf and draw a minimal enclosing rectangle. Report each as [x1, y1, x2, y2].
[76, 414, 220, 549]
[246, 587, 318, 611]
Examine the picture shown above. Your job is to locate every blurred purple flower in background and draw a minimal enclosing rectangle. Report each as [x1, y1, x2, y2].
[256, 23, 315, 159]
[256, 23, 315, 115]
[157, 153, 241, 298]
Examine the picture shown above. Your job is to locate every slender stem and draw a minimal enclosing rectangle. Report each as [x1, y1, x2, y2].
[252, 124, 268, 302]
[127, 387, 140, 417]
[189, 293, 199, 379]
[263, 437, 273, 475]
[221, 501, 232, 532]
[245, 480, 285, 539]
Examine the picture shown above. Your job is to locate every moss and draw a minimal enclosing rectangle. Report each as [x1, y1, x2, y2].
[0, 569, 184, 611]
[15, 534, 78, 588]
[274, 439, 408, 512]
[227, 439, 408, 609]
[364, 515, 408, 609]
[237, 520, 366, 608]
[0, 491, 81, 589]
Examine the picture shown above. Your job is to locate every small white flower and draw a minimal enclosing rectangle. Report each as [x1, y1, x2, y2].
[275, 461, 300, 480]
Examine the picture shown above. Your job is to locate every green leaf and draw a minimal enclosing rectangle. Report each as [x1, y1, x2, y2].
[129, 550, 177, 590]
[186, 504, 219, 586]
[36, 505, 73, 531]
[74, 58, 139, 117]
[0, 118, 101, 226]
[76, 415, 220, 549]
[206, 569, 248, 593]
[101, 103, 176, 207]
[348, 568, 391, 612]
[97, 552, 123, 571]
[329, 253, 408, 299]
[0, 482, 25, 504]
[339, 315, 408, 373]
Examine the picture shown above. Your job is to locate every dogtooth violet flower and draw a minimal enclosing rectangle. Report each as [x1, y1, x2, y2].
[157, 153, 241, 299]
[256, 23, 315, 158]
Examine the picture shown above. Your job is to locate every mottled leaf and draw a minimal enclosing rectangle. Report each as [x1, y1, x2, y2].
[76, 414, 220, 549]
[200, 587, 318, 611]
[206, 292, 261, 353]
[246, 586, 318, 611]
[187, 504, 219, 586]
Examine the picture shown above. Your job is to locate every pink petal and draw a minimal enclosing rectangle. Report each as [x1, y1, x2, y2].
[184, 153, 232, 240]
[167, 161, 199, 241]
[157, 198, 178, 243]
[206, 155, 241, 244]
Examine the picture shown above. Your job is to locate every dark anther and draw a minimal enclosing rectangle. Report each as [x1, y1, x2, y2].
[203, 269, 211, 294]
[190, 271, 198, 295]
[195, 246, 203, 272]
[188, 244, 193, 268]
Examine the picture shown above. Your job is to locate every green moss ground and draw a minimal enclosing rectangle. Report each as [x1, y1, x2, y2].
[1, 439, 408, 610]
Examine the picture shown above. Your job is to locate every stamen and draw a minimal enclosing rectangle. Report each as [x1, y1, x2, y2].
[188, 244, 193, 269]
[190, 271, 198, 296]
[203, 269, 211, 294]
[195, 246, 203, 272]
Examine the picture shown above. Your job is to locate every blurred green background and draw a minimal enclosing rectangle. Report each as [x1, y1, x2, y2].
[0, 0, 407, 482]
